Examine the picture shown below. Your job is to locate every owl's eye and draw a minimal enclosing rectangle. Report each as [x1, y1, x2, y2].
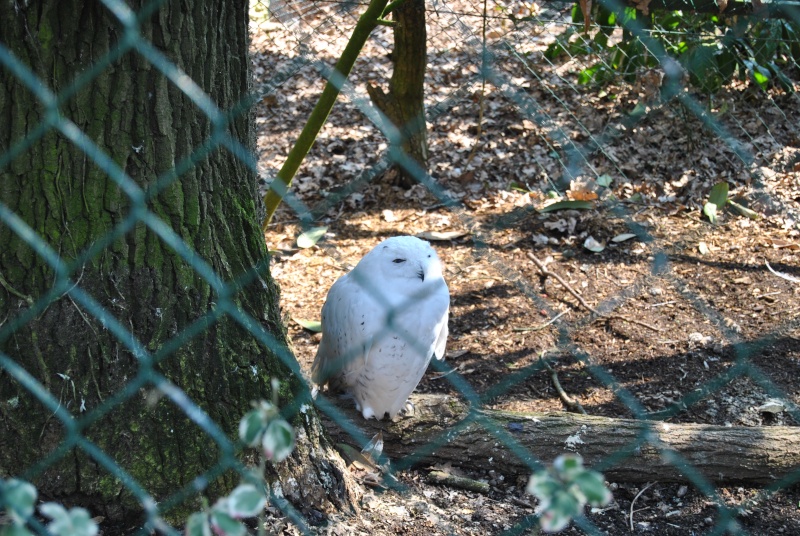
[392, 258, 406, 264]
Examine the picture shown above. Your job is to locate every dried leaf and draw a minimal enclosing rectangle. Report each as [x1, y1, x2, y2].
[583, 236, 605, 252]
[632, 0, 652, 15]
[296, 226, 328, 248]
[416, 230, 469, 241]
[611, 233, 637, 243]
[569, 190, 599, 201]
[768, 239, 800, 250]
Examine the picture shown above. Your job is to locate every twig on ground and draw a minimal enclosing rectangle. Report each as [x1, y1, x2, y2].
[630, 481, 656, 531]
[427, 470, 490, 494]
[512, 311, 568, 332]
[526, 252, 662, 332]
[540, 355, 586, 415]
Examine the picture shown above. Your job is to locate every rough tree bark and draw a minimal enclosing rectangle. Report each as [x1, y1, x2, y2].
[324, 394, 800, 486]
[0, 0, 355, 528]
[366, 0, 428, 188]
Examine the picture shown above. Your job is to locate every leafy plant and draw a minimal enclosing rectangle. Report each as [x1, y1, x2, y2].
[539, 3, 800, 93]
[526, 454, 612, 532]
[703, 181, 729, 223]
[0, 479, 99, 536]
[187, 383, 296, 536]
[185, 484, 268, 536]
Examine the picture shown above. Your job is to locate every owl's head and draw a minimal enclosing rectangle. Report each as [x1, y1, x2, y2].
[358, 236, 444, 284]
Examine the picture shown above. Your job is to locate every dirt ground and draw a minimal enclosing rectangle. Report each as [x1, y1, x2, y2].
[251, 1, 800, 534]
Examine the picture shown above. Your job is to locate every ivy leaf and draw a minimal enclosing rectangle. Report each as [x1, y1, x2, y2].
[184, 512, 211, 536]
[539, 490, 581, 532]
[209, 510, 246, 536]
[226, 484, 267, 518]
[39, 503, 98, 536]
[2, 479, 37, 524]
[238, 409, 267, 447]
[572, 470, 612, 507]
[526, 472, 560, 500]
[2, 525, 36, 536]
[262, 419, 295, 462]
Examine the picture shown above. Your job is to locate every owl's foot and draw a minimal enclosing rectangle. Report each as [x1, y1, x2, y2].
[390, 400, 415, 422]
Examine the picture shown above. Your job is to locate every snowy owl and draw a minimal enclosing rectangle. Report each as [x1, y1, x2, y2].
[311, 236, 450, 420]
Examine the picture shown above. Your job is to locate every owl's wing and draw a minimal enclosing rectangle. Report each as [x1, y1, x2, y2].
[433, 309, 449, 360]
[311, 274, 378, 387]
[430, 285, 450, 360]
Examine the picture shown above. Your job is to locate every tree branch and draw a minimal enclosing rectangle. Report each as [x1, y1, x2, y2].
[321, 393, 800, 486]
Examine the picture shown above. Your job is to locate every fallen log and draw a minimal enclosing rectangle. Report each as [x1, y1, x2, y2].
[319, 393, 800, 486]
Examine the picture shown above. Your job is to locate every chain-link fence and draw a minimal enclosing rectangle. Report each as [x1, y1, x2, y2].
[3, 0, 800, 534]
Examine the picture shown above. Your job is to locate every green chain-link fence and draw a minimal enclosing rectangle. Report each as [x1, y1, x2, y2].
[3, 0, 800, 534]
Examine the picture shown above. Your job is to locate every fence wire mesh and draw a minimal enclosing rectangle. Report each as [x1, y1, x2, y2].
[2, 0, 800, 534]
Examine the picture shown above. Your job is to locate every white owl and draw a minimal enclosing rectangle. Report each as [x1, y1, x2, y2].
[311, 236, 450, 420]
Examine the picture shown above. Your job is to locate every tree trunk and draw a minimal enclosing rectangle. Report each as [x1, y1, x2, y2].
[367, 0, 428, 188]
[323, 394, 800, 486]
[0, 0, 355, 528]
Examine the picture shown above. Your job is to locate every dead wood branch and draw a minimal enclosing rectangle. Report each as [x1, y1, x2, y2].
[541, 356, 587, 415]
[321, 393, 800, 486]
[527, 252, 662, 332]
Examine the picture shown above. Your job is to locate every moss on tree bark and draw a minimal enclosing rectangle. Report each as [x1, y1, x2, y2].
[0, 0, 355, 528]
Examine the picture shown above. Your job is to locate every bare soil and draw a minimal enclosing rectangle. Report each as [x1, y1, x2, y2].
[251, 2, 800, 533]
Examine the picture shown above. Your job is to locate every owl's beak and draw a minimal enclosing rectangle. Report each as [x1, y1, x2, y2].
[417, 270, 425, 281]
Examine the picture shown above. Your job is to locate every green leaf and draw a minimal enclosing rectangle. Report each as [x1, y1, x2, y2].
[209, 510, 246, 536]
[708, 182, 729, 208]
[539, 490, 581, 532]
[526, 472, 560, 500]
[703, 202, 719, 224]
[553, 454, 584, 478]
[572, 471, 612, 507]
[752, 64, 771, 90]
[2, 479, 37, 524]
[227, 484, 267, 518]
[238, 409, 267, 447]
[539, 200, 594, 213]
[185, 512, 211, 536]
[39, 503, 69, 528]
[578, 64, 602, 85]
[1, 525, 36, 536]
[704, 182, 729, 223]
[296, 226, 328, 249]
[40, 504, 98, 536]
[262, 419, 296, 462]
[596, 174, 613, 188]
[293, 317, 322, 332]
[728, 200, 760, 220]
